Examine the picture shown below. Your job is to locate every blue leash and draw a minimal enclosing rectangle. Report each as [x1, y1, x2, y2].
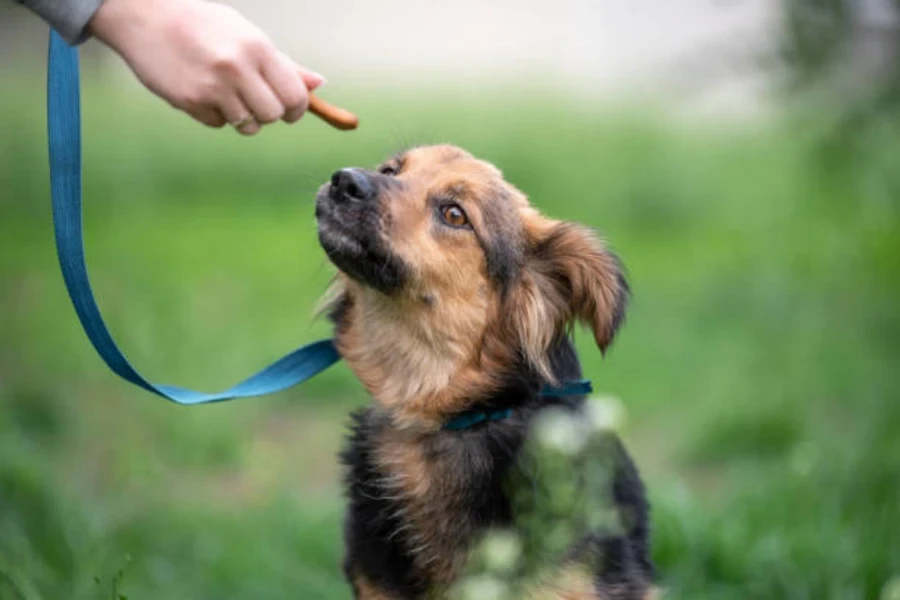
[47, 31, 340, 405]
[46, 30, 591, 413]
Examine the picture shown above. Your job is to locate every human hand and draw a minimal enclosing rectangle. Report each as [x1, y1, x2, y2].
[88, 0, 325, 135]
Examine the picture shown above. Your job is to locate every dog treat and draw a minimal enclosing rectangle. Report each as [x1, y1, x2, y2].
[308, 94, 359, 131]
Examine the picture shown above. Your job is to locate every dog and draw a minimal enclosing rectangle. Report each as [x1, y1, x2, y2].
[315, 145, 655, 599]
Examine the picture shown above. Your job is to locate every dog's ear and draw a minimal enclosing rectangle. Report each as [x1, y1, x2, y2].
[508, 221, 629, 379]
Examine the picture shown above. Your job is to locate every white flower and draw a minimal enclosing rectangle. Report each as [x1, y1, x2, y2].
[480, 530, 522, 574]
[881, 575, 900, 600]
[456, 575, 509, 600]
[584, 395, 626, 432]
[533, 408, 587, 456]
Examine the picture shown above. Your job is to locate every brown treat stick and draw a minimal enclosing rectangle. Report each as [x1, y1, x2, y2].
[308, 93, 359, 131]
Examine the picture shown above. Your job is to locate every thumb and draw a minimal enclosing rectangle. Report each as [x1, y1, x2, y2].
[298, 66, 326, 91]
[276, 51, 326, 91]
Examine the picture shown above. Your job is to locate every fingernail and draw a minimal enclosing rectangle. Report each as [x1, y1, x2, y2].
[307, 72, 327, 90]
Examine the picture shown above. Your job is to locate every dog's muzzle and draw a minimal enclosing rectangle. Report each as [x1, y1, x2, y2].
[328, 168, 376, 205]
[315, 168, 407, 294]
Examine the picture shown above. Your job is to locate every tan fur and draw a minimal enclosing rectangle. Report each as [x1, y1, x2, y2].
[511, 215, 626, 382]
[523, 565, 597, 599]
[323, 145, 626, 431]
[352, 574, 401, 600]
[373, 429, 474, 588]
[525, 565, 659, 600]
[333, 276, 506, 430]
[352, 567, 658, 600]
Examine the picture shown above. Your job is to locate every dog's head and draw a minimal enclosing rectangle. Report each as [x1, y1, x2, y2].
[315, 145, 628, 428]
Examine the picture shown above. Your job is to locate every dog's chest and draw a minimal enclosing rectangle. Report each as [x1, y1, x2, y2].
[374, 430, 517, 584]
[342, 411, 525, 595]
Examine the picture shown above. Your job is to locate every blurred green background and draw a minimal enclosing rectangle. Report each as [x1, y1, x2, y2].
[3, 2, 900, 599]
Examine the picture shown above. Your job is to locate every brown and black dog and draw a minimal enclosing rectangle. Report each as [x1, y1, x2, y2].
[315, 145, 655, 599]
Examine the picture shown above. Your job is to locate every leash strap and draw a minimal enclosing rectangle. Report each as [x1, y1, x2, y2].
[47, 31, 340, 404]
[46, 30, 590, 407]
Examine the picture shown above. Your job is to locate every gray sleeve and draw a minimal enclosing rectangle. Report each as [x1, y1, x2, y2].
[13, 0, 106, 45]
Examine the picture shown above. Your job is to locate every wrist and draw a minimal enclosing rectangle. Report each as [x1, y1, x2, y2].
[88, 0, 179, 52]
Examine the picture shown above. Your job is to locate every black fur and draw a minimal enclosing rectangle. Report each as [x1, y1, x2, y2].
[341, 408, 425, 597]
[477, 188, 527, 294]
[315, 176, 409, 295]
[338, 337, 653, 598]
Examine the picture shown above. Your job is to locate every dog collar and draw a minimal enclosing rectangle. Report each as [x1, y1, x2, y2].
[441, 379, 593, 431]
[539, 379, 593, 398]
[443, 407, 513, 431]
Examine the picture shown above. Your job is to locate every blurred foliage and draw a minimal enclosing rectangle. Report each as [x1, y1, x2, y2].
[1, 74, 899, 599]
[779, 0, 900, 170]
[454, 401, 637, 600]
[780, 0, 853, 88]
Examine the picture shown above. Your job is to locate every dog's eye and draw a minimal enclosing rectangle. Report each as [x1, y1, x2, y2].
[378, 165, 398, 176]
[440, 204, 469, 228]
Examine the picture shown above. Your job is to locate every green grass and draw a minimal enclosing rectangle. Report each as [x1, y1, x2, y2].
[1, 76, 898, 599]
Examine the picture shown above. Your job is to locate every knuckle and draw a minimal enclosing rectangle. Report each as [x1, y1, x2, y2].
[187, 83, 216, 105]
[178, 83, 221, 111]
[277, 85, 308, 123]
[205, 112, 227, 128]
[255, 107, 283, 124]
[187, 107, 214, 127]
[242, 37, 272, 62]
[283, 104, 307, 123]
[174, 91, 202, 110]
[211, 51, 242, 75]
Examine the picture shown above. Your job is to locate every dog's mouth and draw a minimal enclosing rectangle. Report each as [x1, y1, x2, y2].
[315, 179, 407, 295]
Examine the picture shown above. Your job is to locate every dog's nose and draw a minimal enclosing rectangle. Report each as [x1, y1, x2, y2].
[329, 168, 375, 203]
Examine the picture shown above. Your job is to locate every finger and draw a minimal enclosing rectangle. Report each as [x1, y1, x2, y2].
[274, 51, 326, 91]
[263, 52, 310, 124]
[218, 93, 260, 136]
[188, 105, 227, 128]
[239, 71, 285, 125]
[297, 65, 326, 92]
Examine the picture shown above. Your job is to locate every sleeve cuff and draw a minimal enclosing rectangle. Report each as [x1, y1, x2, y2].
[19, 0, 107, 45]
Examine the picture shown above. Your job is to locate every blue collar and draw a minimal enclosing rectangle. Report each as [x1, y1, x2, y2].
[443, 407, 513, 430]
[442, 379, 592, 431]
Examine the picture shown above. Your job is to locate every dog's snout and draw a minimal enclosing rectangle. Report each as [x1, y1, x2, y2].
[329, 168, 375, 203]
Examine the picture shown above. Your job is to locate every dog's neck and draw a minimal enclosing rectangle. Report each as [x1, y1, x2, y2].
[335, 287, 515, 430]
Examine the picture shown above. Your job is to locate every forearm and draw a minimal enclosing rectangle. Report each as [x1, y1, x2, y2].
[13, 0, 105, 44]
